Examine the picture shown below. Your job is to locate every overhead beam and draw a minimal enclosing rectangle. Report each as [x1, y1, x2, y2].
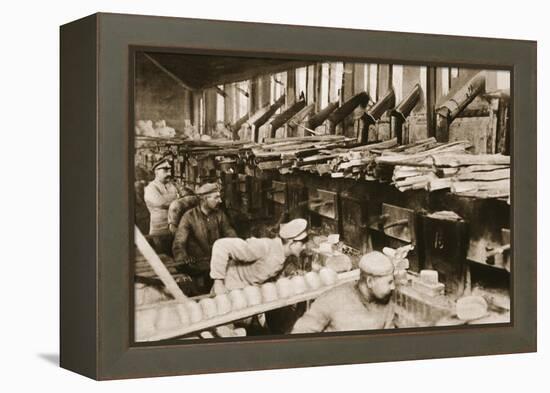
[143, 53, 195, 92]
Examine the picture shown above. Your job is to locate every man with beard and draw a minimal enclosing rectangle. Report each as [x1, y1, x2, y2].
[172, 183, 237, 294]
[291, 251, 397, 333]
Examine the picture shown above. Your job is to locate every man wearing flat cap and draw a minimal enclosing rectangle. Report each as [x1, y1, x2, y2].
[144, 158, 179, 236]
[172, 182, 237, 294]
[291, 251, 398, 334]
[209, 218, 309, 295]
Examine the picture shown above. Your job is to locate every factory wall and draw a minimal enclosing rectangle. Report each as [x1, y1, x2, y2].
[134, 52, 192, 134]
[135, 52, 510, 150]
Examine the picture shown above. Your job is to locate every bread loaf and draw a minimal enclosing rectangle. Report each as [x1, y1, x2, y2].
[175, 303, 191, 326]
[135, 308, 157, 340]
[276, 277, 292, 298]
[319, 267, 338, 285]
[215, 294, 232, 315]
[291, 275, 308, 295]
[261, 282, 279, 302]
[243, 285, 262, 306]
[186, 300, 203, 323]
[156, 306, 180, 330]
[228, 289, 248, 310]
[199, 298, 218, 319]
[305, 271, 322, 290]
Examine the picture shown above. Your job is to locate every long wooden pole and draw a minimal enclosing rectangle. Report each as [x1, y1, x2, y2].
[134, 226, 188, 303]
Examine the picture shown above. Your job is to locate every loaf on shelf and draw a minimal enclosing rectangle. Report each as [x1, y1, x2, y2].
[135, 268, 358, 342]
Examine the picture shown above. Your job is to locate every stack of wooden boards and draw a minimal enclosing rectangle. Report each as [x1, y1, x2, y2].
[374, 138, 510, 198]
[246, 136, 510, 199]
[149, 135, 510, 201]
[250, 135, 355, 171]
[135, 267, 358, 342]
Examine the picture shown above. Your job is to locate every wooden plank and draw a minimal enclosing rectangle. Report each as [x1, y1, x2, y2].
[395, 173, 436, 187]
[402, 66, 424, 110]
[134, 226, 188, 303]
[453, 189, 510, 199]
[451, 179, 509, 193]
[432, 154, 510, 167]
[287, 69, 296, 102]
[250, 77, 260, 112]
[342, 63, 355, 101]
[496, 98, 510, 154]
[329, 62, 340, 103]
[263, 135, 346, 144]
[182, 89, 193, 124]
[457, 164, 509, 174]
[353, 63, 366, 96]
[486, 98, 499, 153]
[315, 63, 324, 112]
[375, 141, 471, 165]
[455, 168, 510, 181]
[393, 168, 432, 180]
[377, 64, 392, 98]
[383, 137, 437, 154]
[139, 269, 361, 341]
[350, 138, 398, 152]
[223, 84, 237, 125]
[428, 178, 453, 191]
[449, 115, 493, 154]
[260, 75, 272, 108]
[204, 88, 218, 135]
[192, 92, 201, 131]
[306, 65, 316, 106]
[431, 68, 446, 141]
[435, 67, 448, 103]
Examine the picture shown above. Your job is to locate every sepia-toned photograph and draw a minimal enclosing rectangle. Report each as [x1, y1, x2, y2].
[132, 50, 511, 343]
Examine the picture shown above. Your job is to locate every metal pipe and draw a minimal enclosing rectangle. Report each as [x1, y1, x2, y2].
[253, 94, 286, 141]
[360, 89, 396, 143]
[390, 84, 422, 144]
[395, 84, 422, 119]
[366, 89, 396, 124]
[269, 99, 307, 136]
[328, 91, 370, 133]
[230, 113, 250, 140]
[437, 71, 486, 122]
[307, 101, 340, 130]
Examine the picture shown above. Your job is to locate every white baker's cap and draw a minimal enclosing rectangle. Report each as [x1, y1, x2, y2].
[279, 218, 308, 241]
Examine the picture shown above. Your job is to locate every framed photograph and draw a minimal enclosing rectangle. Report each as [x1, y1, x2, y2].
[60, 13, 536, 380]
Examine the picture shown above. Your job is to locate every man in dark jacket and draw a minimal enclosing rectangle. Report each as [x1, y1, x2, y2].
[172, 183, 236, 294]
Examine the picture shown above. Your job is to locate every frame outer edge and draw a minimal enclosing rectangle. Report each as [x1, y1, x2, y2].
[93, 13, 537, 379]
[60, 13, 99, 379]
[514, 41, 537, 351]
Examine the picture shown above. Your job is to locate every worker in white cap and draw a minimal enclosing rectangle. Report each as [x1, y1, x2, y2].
[144, 157, 179, 236]
[172, 182, 236, 295]
[291, 251, 397, 334]
[210, 218, 309, 295]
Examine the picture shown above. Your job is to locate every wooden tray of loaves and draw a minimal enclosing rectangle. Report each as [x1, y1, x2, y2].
[136, 268, 360, 342]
